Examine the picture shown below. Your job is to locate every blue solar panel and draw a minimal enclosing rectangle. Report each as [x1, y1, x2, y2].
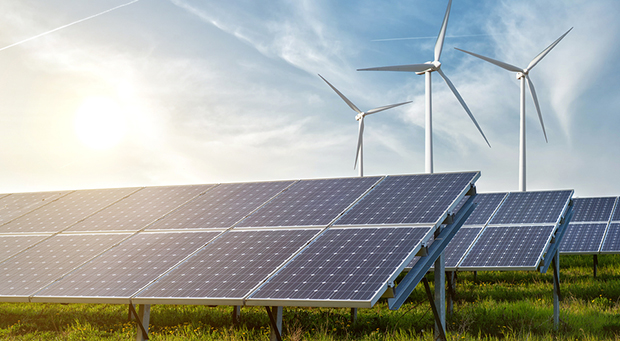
[247, 227, 430, 304]
[489, 191, 572, 225]
[458, 225, 555, 269]
[134, 229, 320, 302]
[559, 223, 606, 254]
[236, 177, 380, 228]
[461, 193, 506, 226]
[334, 172, 478, 226]
[612, 201, 620, 222]
[147, 181, 293, 230]
[601, 223, 620, 252]
[571, 197, 616, 223]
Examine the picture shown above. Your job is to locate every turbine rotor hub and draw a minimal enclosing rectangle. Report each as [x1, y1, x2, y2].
[516, 71, 527, 80]
[355, 113, 364, 121]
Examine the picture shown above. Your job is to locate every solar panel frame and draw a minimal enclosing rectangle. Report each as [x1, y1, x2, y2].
[569, 197, 617, 223]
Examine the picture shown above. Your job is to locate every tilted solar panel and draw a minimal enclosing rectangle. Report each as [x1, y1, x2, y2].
[601, 223, 620, 253]
[247, 227, 431, 307]
[612, 202, 620, 222]
[0, 191, 70, 226]
[0, 233, 130, 301]
[0, 235, 51, 263]
[147, 181, 294, 230]
[236, 177, 380, 228]
[133, 229, 321, 305]
[33, 231, 220, 303]
[0, 187, 139, 234]
[461, 193, 506, 226]
[489, 190, 572, 225]
[334, 172, 478, 226]
[67, 185, 212, 232]
[559, 223, 607, 254]
[570, 197, 616, 223]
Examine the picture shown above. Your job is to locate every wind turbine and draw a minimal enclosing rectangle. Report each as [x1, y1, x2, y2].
[455, 27, 572, 191]
[357, 0, 490, 174]
[318, 74, 411, 177]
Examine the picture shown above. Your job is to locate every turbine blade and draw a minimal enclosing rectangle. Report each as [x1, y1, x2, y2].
[525, 74, 548, 143]
[455, 47, 522, 72]
[436, 68, 491, 147]
[365, 101, 412, 115]
[354, 117, 365, 169]
[357, 64, 432, 73]
[526, 27, 573, 72]
[318, 74, 362, 114]
[434, 0, 452, 62]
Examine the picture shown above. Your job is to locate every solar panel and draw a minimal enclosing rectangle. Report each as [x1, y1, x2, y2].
[489, 191, 572, 225]
[33, 231, 220, 303]
[235, 177, 380, 228]
[612, 201, 620, 222]
[0, 235, 51, 263]
[559, 223, 607, 254]
[0, 191, 70, 226]
[461, 193, 506, 226]
[67, 185, 212, 232]
[334, 172, 478, 226]
[458, 225, 555, 270]
[0, 187, 139, 234]
[601, 223, 620, 253]
[133, 229, 320, 305]
[0, 233, 130, 300]
[147, 181, 294, 230]
[246, 227, 431, 307]
[570, 197, 616, 223]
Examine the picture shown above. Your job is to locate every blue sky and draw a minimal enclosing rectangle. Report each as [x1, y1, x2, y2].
[0, 0, 618, 196]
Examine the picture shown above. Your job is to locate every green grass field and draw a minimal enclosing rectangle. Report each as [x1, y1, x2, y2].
[1, 254, 619, 340]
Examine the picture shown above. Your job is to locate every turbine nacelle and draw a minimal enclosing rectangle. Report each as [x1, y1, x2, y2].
[516, 71, 527, 80]
[355, 113, 365, 121]
[415, 61, 441, 75]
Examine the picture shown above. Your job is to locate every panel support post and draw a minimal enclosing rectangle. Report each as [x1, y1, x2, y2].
[350, 308, 358, 324]
[266, 306, 283, 341]
[434, 251, 446, 338]
[232, 306, 241, 325]
[423, 277, 447, 341]
[446, 271, 456, 316]
[129, 304, 150, 341]
[593, 255, 598, 278]
[552, 250, 560, 330]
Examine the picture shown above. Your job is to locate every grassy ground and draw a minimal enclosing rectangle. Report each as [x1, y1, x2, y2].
[1, 254, 619, 340]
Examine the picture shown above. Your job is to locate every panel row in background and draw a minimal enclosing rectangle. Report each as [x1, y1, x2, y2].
[407, 189, 573, 272]
[558, 196, 620, 254]
[0, 172, 477, 235]
[0, 172, 479, 308]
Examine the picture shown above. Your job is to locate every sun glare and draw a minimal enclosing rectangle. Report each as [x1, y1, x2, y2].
[74, 97, 127, 150]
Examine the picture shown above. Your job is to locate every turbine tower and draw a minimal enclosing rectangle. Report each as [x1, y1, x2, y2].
[357, 0, 490, 174]
[455, 28, 572, 191]
[319, 74, 411, 177]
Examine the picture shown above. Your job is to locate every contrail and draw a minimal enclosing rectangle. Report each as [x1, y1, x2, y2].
[372, 33, 493, 42]
[0, 0, 141, 52]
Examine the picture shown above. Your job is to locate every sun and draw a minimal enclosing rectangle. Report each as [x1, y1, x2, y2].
[74, 97, 128, 150]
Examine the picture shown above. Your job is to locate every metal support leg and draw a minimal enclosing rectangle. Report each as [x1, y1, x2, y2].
[473, 271, 477, 282]
[128, 304, 150, 341]
[593, 255, 598, 278]
[434, 253, 446, 337]
[552, 251, 561, 330]
[422, 277, 447, 341]
[232, 306, 241, 325]
[446, 271, 456, 316]
[350, 308, 358, 324]
[266, 306, 283, 341]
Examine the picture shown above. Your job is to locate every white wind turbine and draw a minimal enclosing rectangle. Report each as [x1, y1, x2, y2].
[455, 28, 572, 191]
[319, 74, 411, 177]
[357, 0, 490, 174]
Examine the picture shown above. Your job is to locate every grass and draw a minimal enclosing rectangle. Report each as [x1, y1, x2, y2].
[1, 254, 619, 340]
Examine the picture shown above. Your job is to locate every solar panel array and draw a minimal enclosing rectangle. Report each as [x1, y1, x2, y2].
[559, 197, 619, 254]
[408, 190, 573, 272]
[0, 172, 480, 308]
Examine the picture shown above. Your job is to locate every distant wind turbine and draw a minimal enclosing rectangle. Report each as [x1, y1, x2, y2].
[455, 27, 572, 191]
[318, 74, 411, 177]
[357, 0, 490, 174]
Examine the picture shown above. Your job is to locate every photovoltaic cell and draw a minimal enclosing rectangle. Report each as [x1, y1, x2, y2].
[147, 181, 294, 230]
[33, 231, 220, 301]
[236, 177, 380, 228]
[248, 227, 430, 305]
[67, 185, 212, 232]
[134, 229, 320, 301]
[570, 197, 616, 223]
[458, 225, 554, 269]
[0, 233, 129, 298]
[601, 223, 620, 252]
[489, 191, 572, 225]
[0, 235, 50, 262]
[0, 191, 69, 226]
[559, 223, 606, 253]
[334, 172, 478, 226]
[0, 187, 139, 234]
[461, 193, 506, 226]
[612, 202, 620, 222]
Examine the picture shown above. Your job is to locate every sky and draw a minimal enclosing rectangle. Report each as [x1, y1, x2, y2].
[0, 0, 618, 197]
